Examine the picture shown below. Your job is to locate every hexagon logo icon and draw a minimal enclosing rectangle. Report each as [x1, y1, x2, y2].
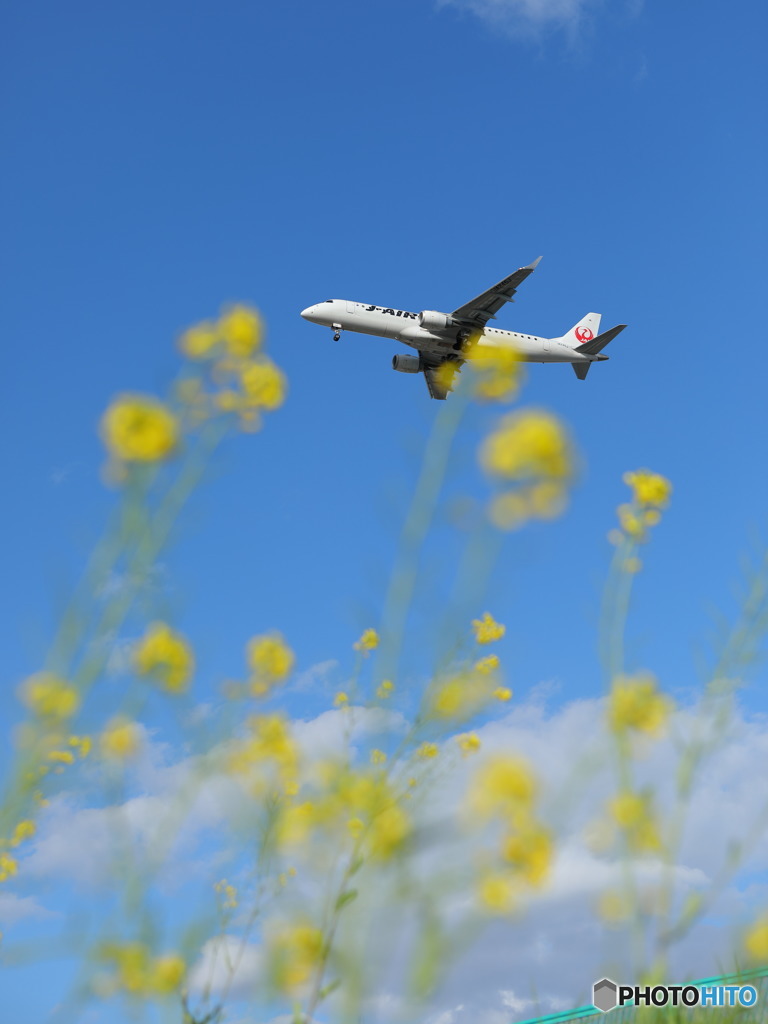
[593, 978, 618, 1013]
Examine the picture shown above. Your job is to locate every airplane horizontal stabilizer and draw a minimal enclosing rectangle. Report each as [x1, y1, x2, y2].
[572, 362, 591, 381]
[578, 324, 626, 356]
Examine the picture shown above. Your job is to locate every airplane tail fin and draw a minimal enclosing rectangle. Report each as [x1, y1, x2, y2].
[560, 312, 602, 349]
[571, 324, 627, 381]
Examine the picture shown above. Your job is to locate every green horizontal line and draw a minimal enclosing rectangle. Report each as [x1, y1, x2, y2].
[514, 965, 768, 1024]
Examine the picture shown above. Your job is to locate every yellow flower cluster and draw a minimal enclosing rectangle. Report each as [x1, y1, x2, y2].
[100, 718, 142, 761]
[456, 732, 481, 756]
[624, 469, 672, 509]
[214, 878, 238, 909]
[100, 942, 186, 996]
[608, 789, 662, 853]
[480, 410, 573, 531]
[134, 622, 194, 694]
[468, 755, 552, 909]
[428, 625, 510, 722]
[354, 628, 379, 654]
[176, 305, 287, 432]
[472, 613, 506, 645]
[9, 820, 36, 847]
[227, 714, 299, 792]
[101, 395, 179, 464]
[744, 915, 768, 961]
[0, 853, 18, 882]
[268, 922, 324, 994]
[376, 679, 394, 699]
[611, 469, 672, 545]
[179, 304, 263, 361]
[465, 339, 521, 402]
[276, 763, 411, 861]
[20, 672, 79, 720]
[247, 632, 295, 696]
[608, 673, 673, 737]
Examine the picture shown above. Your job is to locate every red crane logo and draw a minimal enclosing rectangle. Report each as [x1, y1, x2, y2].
[575, 326, 594, 343]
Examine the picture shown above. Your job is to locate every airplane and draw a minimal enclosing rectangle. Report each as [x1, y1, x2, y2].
[300, 259, 626, 400]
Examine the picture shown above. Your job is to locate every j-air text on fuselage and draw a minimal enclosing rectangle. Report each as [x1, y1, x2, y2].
[300, 258, 627, 400]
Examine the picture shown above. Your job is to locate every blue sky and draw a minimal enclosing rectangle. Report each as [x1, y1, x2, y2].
[1, 0, 767, 1021]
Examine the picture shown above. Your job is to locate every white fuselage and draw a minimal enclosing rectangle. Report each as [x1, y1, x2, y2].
[300, 299, 592, 365]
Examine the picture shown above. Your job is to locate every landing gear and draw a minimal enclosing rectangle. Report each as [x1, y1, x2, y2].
[333, 331, 341, 341]
[332, 323, 342, 342]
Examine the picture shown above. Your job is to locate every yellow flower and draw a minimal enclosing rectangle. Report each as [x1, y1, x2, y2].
[214, 879, 239, 909]
[179, 320, 219, 360]
[149, 953, 186, 994]
[417, 741, 439, 759]
[247, 632, 295, 685]
[744, 915, 768, 961]
[431, 678, 470, 718]
[215, 388, 241, 412]
[275, 801, 316, 847]
[100, 719, 141, 760]
[527, 479, 567, 520]
[480, 409, 571, 481]
[134, 622, 195, 694]
[69, 735, 92, 758]
[466, 342, 521, 402]
[598, 889, 631, 924]
[469, 755, 536, 820]
[377, 679, 394, 698]
[354, 628, 379, 653]
[608, 673, 673, 736]
[0, 853, 19, 882]
[477, 871, 516, 912]
[347, 816, 365, 838]
[475, 655, 500, 674]
[370, 748, 387, 765]
[502, 825, 552, 886]
[20, 672, 79, 720]
[101, 942, 150, 993]
[240, 357, 287, 411]
[432, 360, 460, 394]
[48, 749, 75, 765]
[100, 394, 179, 463]
[456, 732, 481, 756]
[334, 691, 349, 707]
[489, 491, 530, 531]
[472, 612, 506, 644]
[623, 470, 672, 510]
[218, 304, 263, 358]
[10, 820, 36, 847]
[608, 790, 662, 853]
[368, 803, 410, 858]
[270, 923, 324, 993]
[618, 503, 646, 540]
[493, 687, 512, 702]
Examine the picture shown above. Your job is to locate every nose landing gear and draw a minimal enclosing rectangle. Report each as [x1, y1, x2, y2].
[332, 323, 342, 341]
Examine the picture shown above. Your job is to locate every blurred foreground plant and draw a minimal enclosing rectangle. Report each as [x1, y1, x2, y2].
[1, 307, 767, 1024]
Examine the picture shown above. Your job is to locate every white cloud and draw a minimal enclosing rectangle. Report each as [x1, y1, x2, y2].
[13, 695, 768, 1022]
[0, 892, 54, 926]
[436, 0, 602, 36]
[187, 934, 263, 1000]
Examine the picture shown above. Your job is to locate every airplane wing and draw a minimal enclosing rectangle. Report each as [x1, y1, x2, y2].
[423, 360, 460, 400]
[451, 258, 542, 327]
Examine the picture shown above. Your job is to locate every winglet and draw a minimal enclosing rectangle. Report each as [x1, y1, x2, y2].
[527, 256, 543, 270]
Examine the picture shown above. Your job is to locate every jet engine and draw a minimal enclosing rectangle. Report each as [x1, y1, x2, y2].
[392, 353, 422, 374]
[418, 310, 456, 331]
